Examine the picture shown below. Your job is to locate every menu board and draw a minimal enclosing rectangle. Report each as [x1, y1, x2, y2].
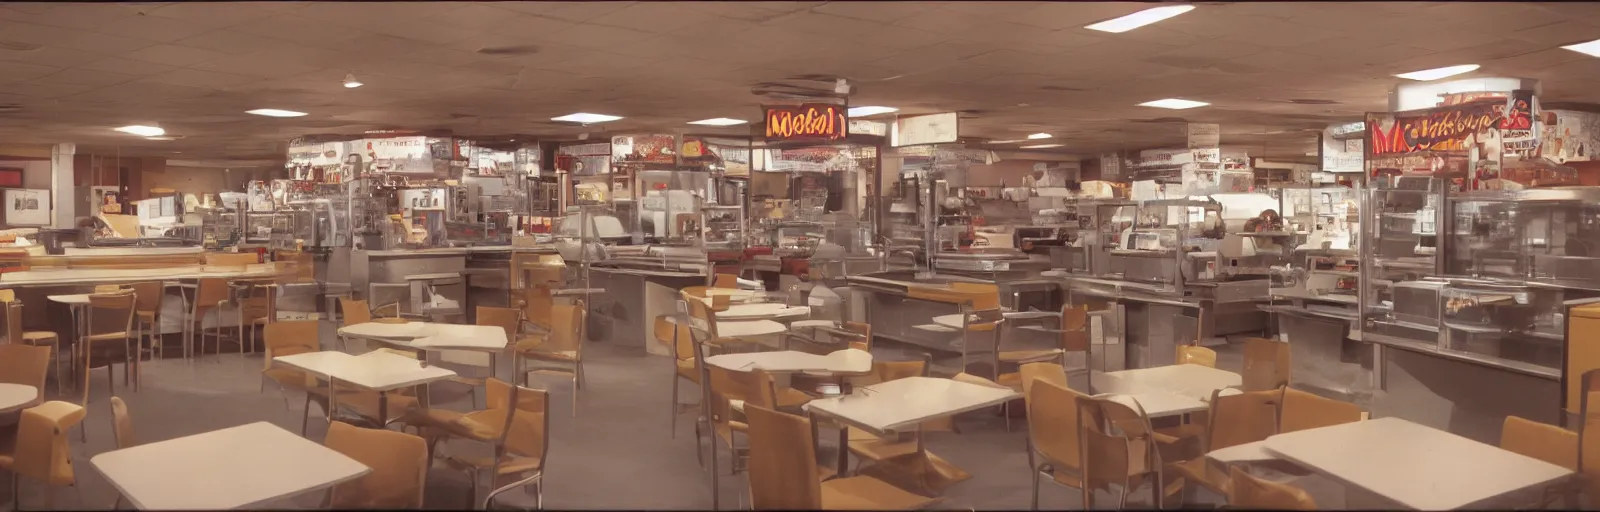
[891, 112, 958, 147]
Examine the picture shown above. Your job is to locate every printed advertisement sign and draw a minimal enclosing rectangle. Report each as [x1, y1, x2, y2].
[1321, 123, 1364, 173]
[1366, 90, 1533, 157]
[764, 104, 847, 142]
[1537, 109, 1600, 164]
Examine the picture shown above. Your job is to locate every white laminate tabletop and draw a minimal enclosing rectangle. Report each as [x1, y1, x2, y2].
[48, 294, 92, 305]
[930, 311, 1036, 329]
[1096, 391, 1209, 419]
[712, 303, 811, 322]
[1262, 417, 1575, 510]
[664, 315, 788, 338]
[405, 272, 462, 281]
[703, 289, 757, 301]
[0, 383, 38, 413]
[804, 376, 1020, 437]
[1206, 439, 1276, 465]
[706, 349, 872, 374]
[337, 322, 509, 351]
[273, 350, 457, 392]
[1097, 364, 1242, 402]
[90, 421, 370, 510]
[3, 265, 280, 287]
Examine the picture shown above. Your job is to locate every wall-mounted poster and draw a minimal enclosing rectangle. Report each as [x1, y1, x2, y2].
[557, 142, 612, 176]
[1320, 122, 1365, 173]
[612, 134, 676, 164]
[1537, 109, 1600, 164]
[4, 188, 48, 226]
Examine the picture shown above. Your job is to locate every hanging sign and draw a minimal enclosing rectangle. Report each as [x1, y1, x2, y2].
[1366, 90, 1534, 156]
[764, 104, 847, 141]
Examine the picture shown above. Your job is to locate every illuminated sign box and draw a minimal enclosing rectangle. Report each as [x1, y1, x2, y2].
[763, 104, 847, 141]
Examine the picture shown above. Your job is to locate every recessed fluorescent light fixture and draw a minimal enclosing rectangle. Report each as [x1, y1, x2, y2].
[246, 109, 307, 117]
[687, 118, 747, 126]
[1027, 133, 1052, 140]
[1394, 64, 1480, 81]
[343, 73, 363, 88]
[847, 106, 897, 117]
[1085, 5, 1195, 33]
[1139, 98, 1210, 110]
[1563, 39, 1600, 57]
[551, 112, 622, 124]
[1021, 144, 1064, 149]
[114, 125, 164, 137]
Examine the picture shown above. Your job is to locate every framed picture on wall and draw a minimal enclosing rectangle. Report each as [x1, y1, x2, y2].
[4, 188, 49, 226]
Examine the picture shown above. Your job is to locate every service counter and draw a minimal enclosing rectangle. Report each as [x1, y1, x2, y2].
[845, 271, 1063, 375]
[587, 266, 705, 355]
[1050, 273, 1267, 371]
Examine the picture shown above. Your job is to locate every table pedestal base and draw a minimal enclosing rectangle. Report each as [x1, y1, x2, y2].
[858, 451, 971, 497]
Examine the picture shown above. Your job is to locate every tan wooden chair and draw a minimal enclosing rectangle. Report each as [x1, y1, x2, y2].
[998, 304, 1091, 431]
[698, 355, 776, 477]
[0, 344, 49, 402]
[324, 420, 428, 509]
[844, 358, 933, 473]
[1176, 345, 1217, 368]
[1278, 387, 1364, 434]
[1575, 368, 1600, 500]
[513, 301, 585, 417]
[1502, 416, 1580, 507]
[1026, 377, 1089, 510]
[712, 273, 738, 289]
[1242, 337, 1291, 391]
[3, 295, 62, 395]
[1165, 388, 1281, 506]
[439, 379, 550, 510]
[1077, 394, 1175, 509]
[657, 314, 698, 439]
[0, 401, 87, 510]
[261, 320, 335, 434]
[744, 403, 942, 510]
[81, 291, 139, 407]
[236, 280, 277, 354]
[109, 396, 135, 449]
[336, 297, 402, 352]
[128, 281, 164, 363]
[1226, 465, 1316, 509]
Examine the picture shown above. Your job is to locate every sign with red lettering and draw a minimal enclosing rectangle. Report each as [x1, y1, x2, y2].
[764, 104, 847, 141]
[1366, 90, 1533, 157]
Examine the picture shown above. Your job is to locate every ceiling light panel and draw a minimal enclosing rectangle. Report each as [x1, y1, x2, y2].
[987, 140, 1024, 144]
[246, 109, 307, 117]
[114, 125, 164, 137]
[551, 113, 623, 123]
[847, 106, 897, 117]
[1027, 133, 1052, 139]
[1138, 98, 1210, 109]
[687, 118, 747, 126]
[1085, 5, 1195, 33]
[1021, 144, 1064, 149]
[1394, 64, 1481, 81]
[1563, 39, 1600, 57]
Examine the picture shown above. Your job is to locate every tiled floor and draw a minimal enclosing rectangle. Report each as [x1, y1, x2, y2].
[9, 328, 1272, 510]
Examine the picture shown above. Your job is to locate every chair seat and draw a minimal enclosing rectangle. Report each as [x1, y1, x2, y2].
[674, 359, 699, 383]
[1168, 457, 1229, 494]
[521, 349, 578, 362]
[999, 349, 1064, 363]
[848, 437, 921, 462]
[262, 367, 315, 391]
[334, 391, 419, 424]
[85, 332, 133, 342]
[136, 311, 156, 321]
[442, 454, 543, 484]
[404, 409, 504, 442]
[820, 475, 942, 510]
[777, 387, 813, 408]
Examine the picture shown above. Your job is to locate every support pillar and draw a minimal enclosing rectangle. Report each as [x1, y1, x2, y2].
[50, 143, 75, 228]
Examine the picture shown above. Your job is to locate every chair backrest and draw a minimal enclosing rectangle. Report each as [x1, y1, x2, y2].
[1077, 395, 1142, 491]
[0, 343, 49, 390]
[1205, 388, 1281, 452]
[324, 420, 427, 509]
[1278, 388, 1363, 434]
[339, 297, 372, 326]
[869, 359, 927, 385]
[713, 273, 738, 289]
[2, 299, 21, 345]
[93, 284, 127, 294]
[1501, 416, 1578, 471]
[109, 396, 135, 449]
[705, 365, 777, 436]
[87, 291, 137, 338]
[484, 379, 550, 463]
[539, 301, 584, 354]
[476, 306, 520, 340]
[1242, 337, 1291, 391]
[1028, 379, 1088, 476]
[1176, 345, 1217, 368]
[842, 321, 872, 351]
[1227, 465, 1316, 509]
[1060, 304, 1091, 353]
[194, 277, 231, 310]
[1019, 362, 1068, 402]
[263, 321, 321, 371]
[522, 286, 554, 330]
[129, 281, 163, 315]
[681, 286, 710, 299]
[682, 292, 720, 339]
[1582, 368, 1600, 496]
[654, 315, 695, 364]
[744, 404, 823, 510]
[14, 401, 85, 486]
[951, 372, 1007, 389]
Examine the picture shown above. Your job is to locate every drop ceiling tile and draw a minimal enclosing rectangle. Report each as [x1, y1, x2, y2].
[139, 68, 258, 89]
[173, 30, 284, 56]
[811, 1, 931, 23]
[364, 20, 481, 46]
[144, 2, 286, 25]
[549, 23, 654, 50]
[0, 4, 141, 31]
[191, 52, 323, 79]
[847, 24, 948, 51]
[507, 1, 635, 23]
[230, 14, 369, 49]
[91, 14, 218, 43]
[589, 2, 705, 33]
[0, 61, 59, 84]
[1, 82, 97, 98]
[30, 68, 138, 88]
[0, 45, 103, 68]
[762, 11, 889, 38]
[0, 20, 155, 54]
[122, 43, 228, 67]
[684, 2, 812, 22]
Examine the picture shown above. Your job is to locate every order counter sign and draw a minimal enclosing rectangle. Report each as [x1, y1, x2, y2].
[764, 104, 847, 141]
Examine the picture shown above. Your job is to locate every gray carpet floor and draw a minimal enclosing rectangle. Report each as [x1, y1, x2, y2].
[8, 327, 1264, 510]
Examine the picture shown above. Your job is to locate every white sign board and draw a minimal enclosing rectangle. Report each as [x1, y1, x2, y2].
[890, 112, 959, 147]
[4, 189, 48, 226]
